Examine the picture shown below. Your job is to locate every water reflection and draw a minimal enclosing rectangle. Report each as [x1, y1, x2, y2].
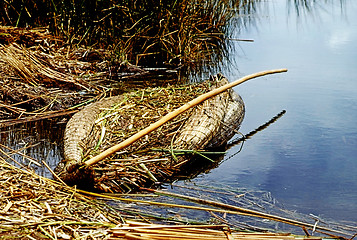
[199, 0, 357, 223]
[0, 120, 65, 178]
[287, 0, 346, 17]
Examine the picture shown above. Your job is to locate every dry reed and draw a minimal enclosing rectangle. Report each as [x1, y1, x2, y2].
[0, 26, 171, 124]
[0, 157, 123, 238]
[109, 221, 299, 240]
[60, 80, 225, 193]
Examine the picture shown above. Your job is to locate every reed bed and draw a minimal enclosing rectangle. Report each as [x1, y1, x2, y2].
[0, 27, 98, 121]
[0, 26, 179, 127]
[1, 0, 258, 72]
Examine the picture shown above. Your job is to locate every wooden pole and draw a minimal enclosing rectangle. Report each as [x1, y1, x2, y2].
[84, 68, 287, 167]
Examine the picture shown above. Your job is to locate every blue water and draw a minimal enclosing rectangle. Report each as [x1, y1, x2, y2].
[196, 0, 357, 222]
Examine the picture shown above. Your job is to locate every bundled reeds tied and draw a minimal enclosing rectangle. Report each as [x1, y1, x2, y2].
[55, 74, 245, 192]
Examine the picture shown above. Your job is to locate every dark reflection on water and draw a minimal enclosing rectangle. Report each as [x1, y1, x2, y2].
[0, 120, 65, 178]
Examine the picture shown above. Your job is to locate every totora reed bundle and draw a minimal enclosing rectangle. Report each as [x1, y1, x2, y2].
[55, 74, 245, 192]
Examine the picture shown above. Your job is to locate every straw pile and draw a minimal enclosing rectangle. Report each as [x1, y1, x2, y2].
[0, 157, 122, 239]
[0, 26, 175, 128]
[55, 74, 245, 192]
[109, 221, 305, 240]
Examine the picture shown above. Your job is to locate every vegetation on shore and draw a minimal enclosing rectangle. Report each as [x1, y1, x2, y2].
[1, 0, 256, 71]
[0, 0, 257, 124]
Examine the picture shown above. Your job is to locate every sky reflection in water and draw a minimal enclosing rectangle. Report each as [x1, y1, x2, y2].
[195, 0, 357, 222]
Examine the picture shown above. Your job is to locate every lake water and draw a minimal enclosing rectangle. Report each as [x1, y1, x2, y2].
[186, 0, 357, 223]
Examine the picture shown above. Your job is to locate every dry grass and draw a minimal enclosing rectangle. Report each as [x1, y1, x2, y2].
[0, 157, 123, 239]
[0, 26, 180, 126]
[109, 221, 302, 240]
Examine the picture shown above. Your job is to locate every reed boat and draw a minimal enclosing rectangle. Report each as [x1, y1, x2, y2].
[54, 74, 245, 192]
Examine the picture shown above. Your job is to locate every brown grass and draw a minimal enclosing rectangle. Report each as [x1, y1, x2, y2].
[0, 157, 122, 239]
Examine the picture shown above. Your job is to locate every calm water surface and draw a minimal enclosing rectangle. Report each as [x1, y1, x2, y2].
[192, 0, 357, 222]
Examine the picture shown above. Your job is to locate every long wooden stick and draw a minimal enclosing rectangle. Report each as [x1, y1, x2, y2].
[84, 68, 287, 167]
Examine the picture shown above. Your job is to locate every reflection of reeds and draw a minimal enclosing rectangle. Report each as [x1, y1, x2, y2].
[0, 0, 257, 71]
[287, 0, 345, 17]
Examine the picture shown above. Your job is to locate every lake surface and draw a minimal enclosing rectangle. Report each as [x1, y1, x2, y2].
[185, 0, 357, 223]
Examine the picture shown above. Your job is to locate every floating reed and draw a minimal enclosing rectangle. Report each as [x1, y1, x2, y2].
[55, 73, 248, 192]
[109, 221, 336, 240]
